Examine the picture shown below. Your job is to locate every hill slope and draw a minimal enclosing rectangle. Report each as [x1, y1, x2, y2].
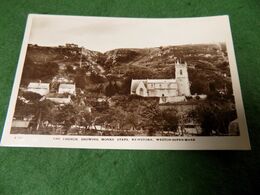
[22, 43, 231, 96]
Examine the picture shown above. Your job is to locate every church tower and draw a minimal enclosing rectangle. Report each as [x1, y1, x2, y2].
[175, 60, 191, 96]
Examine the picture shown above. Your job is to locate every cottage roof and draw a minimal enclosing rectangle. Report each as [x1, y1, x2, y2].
[59, 83, 75, 89]
[46, 93, 68, 98]
[28, 82, 49, 89]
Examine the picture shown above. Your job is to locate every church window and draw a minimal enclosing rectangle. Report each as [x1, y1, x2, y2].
[139, 88, 144, 96]
[180, 69, 183, 75]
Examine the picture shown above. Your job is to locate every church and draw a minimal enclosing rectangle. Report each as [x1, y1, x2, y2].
[130, 61, 191, 97]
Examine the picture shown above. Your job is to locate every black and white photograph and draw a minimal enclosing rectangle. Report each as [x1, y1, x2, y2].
[1, 14, 250, 149]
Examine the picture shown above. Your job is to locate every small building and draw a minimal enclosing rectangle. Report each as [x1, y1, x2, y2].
[46, 94, 72, 104]
[27, 82, 50, 96]
[65, 43, 78, 48]
[11, 115, 34, 128]
[159, 96, 186, 104]
[58, 83, 76, 95]
[12, 120, 30, 128]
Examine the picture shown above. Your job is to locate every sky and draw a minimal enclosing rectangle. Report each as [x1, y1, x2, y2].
[28, 14, 230, 52]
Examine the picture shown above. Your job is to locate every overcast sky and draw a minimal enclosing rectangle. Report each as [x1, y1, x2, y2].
[28, 14, 230, 52]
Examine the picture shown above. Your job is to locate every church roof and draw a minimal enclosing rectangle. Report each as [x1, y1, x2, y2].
[146, 79, 176, 84]
[131, 79, 177, 92]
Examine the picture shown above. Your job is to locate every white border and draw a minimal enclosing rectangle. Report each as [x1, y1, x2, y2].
[0, 14, 251, 150]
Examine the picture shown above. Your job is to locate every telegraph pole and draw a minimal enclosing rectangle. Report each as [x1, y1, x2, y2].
[79, 47, 83, 68]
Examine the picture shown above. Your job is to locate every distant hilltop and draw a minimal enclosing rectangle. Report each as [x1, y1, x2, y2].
[27, 42, 229, 76]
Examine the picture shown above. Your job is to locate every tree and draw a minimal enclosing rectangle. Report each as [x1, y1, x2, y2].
[22, 91, 42, 102]
[190, 78, 207, 94]
[50, 105, 77, 134]
[81, 112, 92, 131]
[34, 99, 55, 132]
[198, 106, 216, 135]
[14, 99, 36, 117]
[124, 112, 138, 130]
[138, 101, 163, 130]
[209, 82, 216, 92]
[118, 77, 132, 95]
[75, 73, 86, 90]
[22, 60, 59, 82]
[66, 65, 75, 74]
[193, 102, 237, 136]
[105, 81, 117, 97]
[90, 72, 105, 83]
[161, 109, 179, 132]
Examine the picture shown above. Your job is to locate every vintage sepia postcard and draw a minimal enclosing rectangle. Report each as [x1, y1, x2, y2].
[0, 14, 250, 149]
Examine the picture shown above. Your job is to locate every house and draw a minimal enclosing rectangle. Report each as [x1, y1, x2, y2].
[12, 120, 30, 128]
[65, 43, 78, 48]
[27, 82, 50, 96]
[46, 94, 72, 104]
[12, 115, 34, 128]
[58, 83, 76, 95]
